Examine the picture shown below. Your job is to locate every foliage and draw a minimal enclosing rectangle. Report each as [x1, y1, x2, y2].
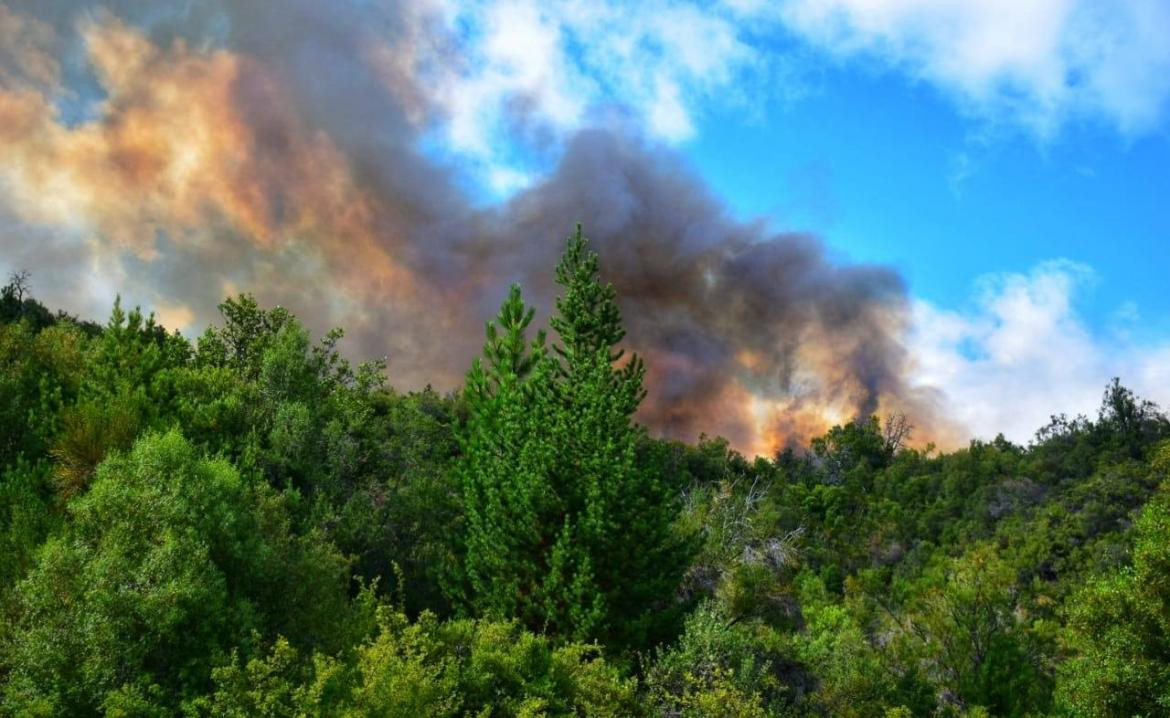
[203, 609, 638, 717]
[645, 601, 805, 716]
[907, 544, 1052, 715]
[3, 231, 1170, 716]
[457, 228, 693, 652]
[1, 431, 356, 715]
[1055, 443, 1170, 716]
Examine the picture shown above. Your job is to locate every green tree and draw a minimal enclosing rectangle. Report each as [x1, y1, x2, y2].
[0, 320, 89, 599]
[350, 610, 637, 717]
[84, 296, 189, 410]
[457, 227, 692, 651]
[645, 601, 801, 717]
[0, 319, 88, 467]
[1056, 443, 1170, 716]
[195, 294, 296, 381]
[457, 281, 560, 626]
[0, 271, 56, 329]
[791, 573, 934, 717]
[1, 431, 356, 715]
[205, 609, 637, 717]
[909, 543, 1051, 715]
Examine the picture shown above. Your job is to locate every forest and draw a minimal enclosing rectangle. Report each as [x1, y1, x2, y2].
[1, 229, 1168, 717]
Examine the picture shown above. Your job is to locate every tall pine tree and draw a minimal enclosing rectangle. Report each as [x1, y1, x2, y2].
[458, 283, 561, 634]
[456, 227, 692, 652]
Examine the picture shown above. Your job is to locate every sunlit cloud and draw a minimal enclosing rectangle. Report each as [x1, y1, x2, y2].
[426, 0, 773, 185]
[910, 260, 1170, 443]
[423, 0, 1170, 188]
[777, 0, 1170, 138]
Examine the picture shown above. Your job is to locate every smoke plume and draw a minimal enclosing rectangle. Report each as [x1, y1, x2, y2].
[0, 1, 955, 455]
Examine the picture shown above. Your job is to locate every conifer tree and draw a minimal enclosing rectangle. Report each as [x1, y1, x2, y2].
[457, 228, 692, 652]
[458, 283, 561, 631]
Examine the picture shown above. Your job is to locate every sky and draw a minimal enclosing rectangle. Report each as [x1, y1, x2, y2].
[426, 0, 1170, 443]
[1, 0, 1169, 452]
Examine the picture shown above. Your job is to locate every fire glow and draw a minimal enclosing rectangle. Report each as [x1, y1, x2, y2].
[0, 3, 961, 455]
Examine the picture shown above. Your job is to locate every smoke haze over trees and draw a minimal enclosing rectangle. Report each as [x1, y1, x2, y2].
[0, 1, 956, 455]
[4, 3, 1170, 715]
[3, 237, 1170, 714]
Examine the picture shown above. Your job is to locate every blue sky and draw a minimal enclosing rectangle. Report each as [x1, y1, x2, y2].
[686, 65, 1170, 339]
[433, 1, 1170, 343]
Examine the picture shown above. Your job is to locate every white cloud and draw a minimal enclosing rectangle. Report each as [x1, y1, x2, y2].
[777, 0, 1170, 137]
[437, 0, 591, 157]
[909, 260, 1170, 444]
[485, 165, 533, 196]
[413, 1, 1170, 192]
[426, 0, 770, 185]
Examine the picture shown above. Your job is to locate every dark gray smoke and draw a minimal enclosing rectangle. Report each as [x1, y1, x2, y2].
[0, 0, 951, 452]
[453, 131, 941, 449]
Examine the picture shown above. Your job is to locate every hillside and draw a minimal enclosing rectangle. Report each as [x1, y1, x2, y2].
[2, 236, 1168, 716]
